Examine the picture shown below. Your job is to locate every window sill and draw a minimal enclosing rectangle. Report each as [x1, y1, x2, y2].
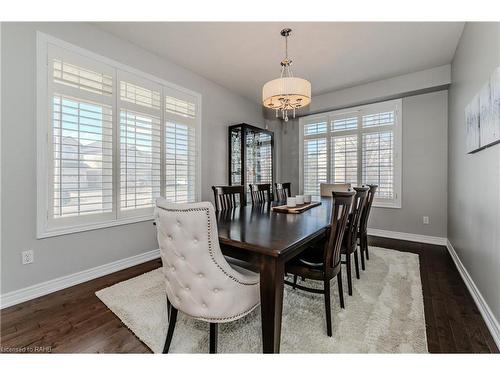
[37, 214, 155, 239]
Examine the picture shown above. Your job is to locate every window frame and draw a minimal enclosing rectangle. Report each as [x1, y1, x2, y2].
[36, 32, 202, 238]
[299, 99, 402, 208]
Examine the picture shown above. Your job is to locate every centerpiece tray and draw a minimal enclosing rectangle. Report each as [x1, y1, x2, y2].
[271, 201, 321, 214]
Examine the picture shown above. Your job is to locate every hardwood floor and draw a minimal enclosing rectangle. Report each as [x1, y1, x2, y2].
[1, 238, 498, 353]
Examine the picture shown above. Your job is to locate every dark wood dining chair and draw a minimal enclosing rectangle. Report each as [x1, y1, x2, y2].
[341, 186, 369, 296]
[358, 184, 378, 270]
[284, 191, 354, 337]
[212, 185, 245, 210]
[249, 183, 272, 205]
[274, 182, 291, 202]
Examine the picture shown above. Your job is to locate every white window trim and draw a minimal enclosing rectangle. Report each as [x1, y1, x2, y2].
[299, 99, 402, 209]
[36, 32, 202, 239]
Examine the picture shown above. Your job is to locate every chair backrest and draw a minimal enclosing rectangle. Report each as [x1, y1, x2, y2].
[320, 183, 352, 196]
[359, 184, 378, 235]
[323, 191, 355, 273]
[212, 185, 244, 210]
[155, 199, 255, 320]
[274, 182, 291, 202]
[249, 183, 272, 205]
[344, 186, 369, 252]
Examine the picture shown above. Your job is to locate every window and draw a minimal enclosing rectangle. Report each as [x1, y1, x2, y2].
[300, 99, 402, 208]
[118, 71, 162, 217]
[37, 33, 201, 238]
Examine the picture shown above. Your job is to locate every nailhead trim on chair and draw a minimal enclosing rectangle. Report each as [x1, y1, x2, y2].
[181, 302, 261, 323]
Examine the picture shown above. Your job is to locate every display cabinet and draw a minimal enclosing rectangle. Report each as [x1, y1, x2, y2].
[228, 124, 274, 204]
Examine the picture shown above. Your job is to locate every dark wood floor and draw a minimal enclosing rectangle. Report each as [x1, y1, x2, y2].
[1, 237, 498, 353]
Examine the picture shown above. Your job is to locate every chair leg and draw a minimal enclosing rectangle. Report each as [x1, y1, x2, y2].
[346, 253, 353, 296]
[354, 249, 360, 280]
[293, 275, 298, 289]
[364, 234, 370, 260]
[166, 297, 171, 320]
[360, 241, 366, 271]
[162, 306, 178, 353]
[209, 323, 218, 354]
[337, 271, 345, 309]
[323, 280, 332, 337]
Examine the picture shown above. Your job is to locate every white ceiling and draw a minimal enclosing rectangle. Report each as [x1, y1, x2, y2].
[95, 22, 464, 103]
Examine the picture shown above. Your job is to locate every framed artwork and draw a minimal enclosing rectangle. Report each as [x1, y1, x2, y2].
[485, 67, 500, 146]
[465, 94, 480, 153]
[466, 66, 500, 153]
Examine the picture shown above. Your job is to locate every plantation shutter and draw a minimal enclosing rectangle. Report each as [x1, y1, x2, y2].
[48, 45, 115, 225]
[361, 110, 396, 200]
[118, 71, 162, 216]
[302, 118, 328, 195]
[164, 87, 198, 203]
[330, 114, 358, 185]
[300, 100, 401, 207]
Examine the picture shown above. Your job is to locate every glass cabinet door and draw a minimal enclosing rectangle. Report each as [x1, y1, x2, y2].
[230, 126, 242, 185]
[228, 124, 274, 203]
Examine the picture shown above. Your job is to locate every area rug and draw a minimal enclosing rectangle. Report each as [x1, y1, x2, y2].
[96, 247, 428, 353]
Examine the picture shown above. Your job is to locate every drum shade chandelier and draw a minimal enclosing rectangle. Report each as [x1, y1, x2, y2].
[262, 28, 311, 122]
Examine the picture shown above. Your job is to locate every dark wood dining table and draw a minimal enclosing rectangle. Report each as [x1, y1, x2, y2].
[216, 196, 333, 353]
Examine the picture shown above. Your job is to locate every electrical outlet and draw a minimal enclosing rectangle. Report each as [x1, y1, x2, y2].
[423, 216, 430, 225]
[22, 250, 34, 265]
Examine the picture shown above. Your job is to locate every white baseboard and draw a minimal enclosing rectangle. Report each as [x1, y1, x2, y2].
[0, 249, 160, 309]
[368, 228, 447, 246]
[446, 240, 500, 350]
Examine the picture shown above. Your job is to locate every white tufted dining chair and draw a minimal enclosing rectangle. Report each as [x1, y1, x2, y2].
[154, 198, 260, 353]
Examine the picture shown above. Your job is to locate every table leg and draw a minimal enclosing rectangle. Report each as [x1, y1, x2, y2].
[259, 256, 285, 353]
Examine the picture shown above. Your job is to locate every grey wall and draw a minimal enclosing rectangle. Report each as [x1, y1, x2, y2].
[370, 91, 448, 237]
[281, 88, 448, 237]
[0, 22, 266, 294]
[309, 65, 451, 114]
[448, 23, 500, 327]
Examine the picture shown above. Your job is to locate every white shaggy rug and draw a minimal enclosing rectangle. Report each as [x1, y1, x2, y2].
[96, 247, 428, 353]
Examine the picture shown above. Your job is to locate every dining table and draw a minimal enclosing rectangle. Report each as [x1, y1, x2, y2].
[216, 196, 333, 353]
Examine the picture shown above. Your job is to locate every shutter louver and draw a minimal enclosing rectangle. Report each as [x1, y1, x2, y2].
[331, 135, 358, 184]
[120, 110, 161, 211]
[303, 138, 328, 195]
[332, 117, 357, 132]
[362, 131, 394, 199]
[165, 121, 197, 203]
[50, 46, 115, 222]
[120, 81, 161, 109]
[53, 95, 114, 217]
[304, 121, 327, 136]
[118, 74, 162, 214]
[164, 88, 198, 204]
[166, 96, 196, 119]
[362, 111, 394, 128]
[53, 58, 112, 96]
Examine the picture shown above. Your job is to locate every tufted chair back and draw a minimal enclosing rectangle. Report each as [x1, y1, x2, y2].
[155, 199, 259, 323]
